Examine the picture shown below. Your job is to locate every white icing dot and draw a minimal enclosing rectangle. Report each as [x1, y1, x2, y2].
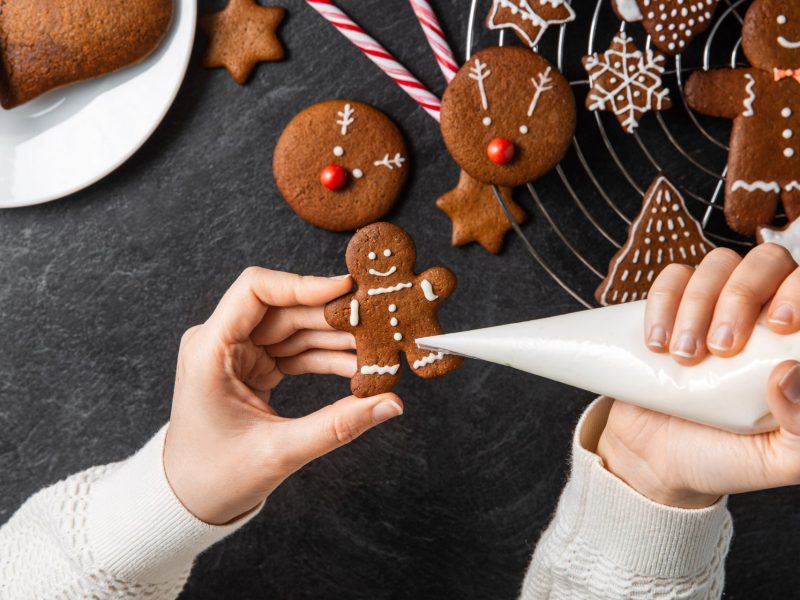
[784, 129, 794, 139]
[778, 15, 788, 25]
[383, 249, 392, 257]
[672, 203, 680, 211]
[333, 146, 344, 157]
[388, 304, 397, 312]
[393, 333, 403, 341]
[669, 42, 676, 50]
[482, 116, 492, 126]
[672, 233, 679, 240]
[368, 252, 376, 260]
[655, 24, 664, 31]
[390, 317, 398, 326]
[519, 125, 529, 134]
[659, 235, 666, 242]
[353, 168, 364, 179]
[785, 148, 796, 158]
[783, 107, 793, 118]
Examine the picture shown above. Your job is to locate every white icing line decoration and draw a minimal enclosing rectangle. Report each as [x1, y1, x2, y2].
[486, 0, 576, 48]
[779, 37, 800, 49]
[413, 351, 445, 369]
[469, 58, 491, 111]
[368, 282, 412, 296]
[420, 279, 438, 301]
[350, 299, 360, 326]
[360, 364, 400, 375]
[742, 74, 756, 117]
[374, 154, 406, 170]
[368, 266, 398, 277]
[336, 104, 355, 135]
[527, 66, 554, 117]
[731, 180, 781, 193]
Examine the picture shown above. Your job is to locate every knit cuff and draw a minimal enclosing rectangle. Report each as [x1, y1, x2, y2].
[86, 425, 261, 584]
[555, 398, 732, 578]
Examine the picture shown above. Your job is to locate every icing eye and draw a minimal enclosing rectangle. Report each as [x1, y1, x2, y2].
[333, 146, 344, 157]
[778, 15, 788, 25]
[519, 125, 529, 135]
[353, 168, 364, 179]
[383, 249, 392, 257]
[482, 116, 492, 126]
[368, 252, 377, 260]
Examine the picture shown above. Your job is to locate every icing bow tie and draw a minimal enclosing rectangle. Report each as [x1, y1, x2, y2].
[774, 68, 800, 83]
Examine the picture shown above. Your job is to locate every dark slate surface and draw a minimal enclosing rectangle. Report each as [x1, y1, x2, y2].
[0, 0, 796, 598]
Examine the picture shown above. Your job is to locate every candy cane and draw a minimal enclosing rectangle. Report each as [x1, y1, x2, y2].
[305, 0, 442, 121]
[408, 0, 459, 83]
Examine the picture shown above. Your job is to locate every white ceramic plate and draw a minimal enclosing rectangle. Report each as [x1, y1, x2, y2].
[0, 0, 196, 208]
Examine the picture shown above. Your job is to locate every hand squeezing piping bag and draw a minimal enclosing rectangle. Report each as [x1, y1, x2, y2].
[417, 301, 795, 434]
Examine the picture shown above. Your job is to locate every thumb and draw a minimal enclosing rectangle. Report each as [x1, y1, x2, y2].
[767, 361, 800, 436]
[276, 393, 404, 467]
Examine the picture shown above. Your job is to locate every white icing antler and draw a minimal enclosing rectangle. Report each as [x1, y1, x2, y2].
[374, 153, 406, 169]
[527, 66, 554, 117]
[469, 58, 492, 111]
[336, 103, 355, 135]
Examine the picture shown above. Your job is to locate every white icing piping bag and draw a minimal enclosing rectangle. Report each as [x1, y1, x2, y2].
[417, 301, 797, 434]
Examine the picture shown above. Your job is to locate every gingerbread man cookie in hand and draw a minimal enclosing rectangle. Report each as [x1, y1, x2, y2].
[686, 0, 800, 236]
[325, 222, 463, 398]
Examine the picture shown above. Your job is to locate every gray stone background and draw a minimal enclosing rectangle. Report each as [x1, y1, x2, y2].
[1, 0, 797, 598]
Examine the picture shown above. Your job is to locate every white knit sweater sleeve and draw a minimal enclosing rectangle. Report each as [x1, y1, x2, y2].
[520, 397, 733, 600]
[0, 425, 258, 599]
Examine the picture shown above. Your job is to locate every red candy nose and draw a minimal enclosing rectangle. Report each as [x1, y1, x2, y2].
[320, 164, 348, 191]
[487, 137, 516, 165]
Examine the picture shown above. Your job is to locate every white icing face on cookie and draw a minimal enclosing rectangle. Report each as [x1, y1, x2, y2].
[742, 0, 800, 71]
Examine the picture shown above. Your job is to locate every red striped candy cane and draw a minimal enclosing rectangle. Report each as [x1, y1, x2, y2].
[409, 0, 459, 83]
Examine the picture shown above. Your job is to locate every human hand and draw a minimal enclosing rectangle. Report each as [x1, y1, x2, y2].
[597, 245, 800, 508]
[163, 268, 403, 525]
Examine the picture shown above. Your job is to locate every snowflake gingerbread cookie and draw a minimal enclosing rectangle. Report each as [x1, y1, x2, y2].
[582, 33, 672, 134]
[273, 100, 409, 232]
[440, 46, 576, 187]
[596, 176, 715, 305]
[686, 0, 800, 236]
[325, 222, 463, 398]
[612, 0, 720, 55]
[485, 0, 576, 49]
[758, 220, 800, 264]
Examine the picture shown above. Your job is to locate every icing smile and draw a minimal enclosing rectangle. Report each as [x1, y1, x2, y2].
[778, 36, 800, 49]
[368, 266, 397, 277]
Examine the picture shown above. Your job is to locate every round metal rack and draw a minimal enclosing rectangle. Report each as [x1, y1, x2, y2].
[465, 0, 771, 309]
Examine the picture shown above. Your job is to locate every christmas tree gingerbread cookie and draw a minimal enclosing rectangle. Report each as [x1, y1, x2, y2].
[612, 0, 720, 55]
[325, 222, 463, 398]
[596, 176, 715, 305]
[686, 0, 800, 236]
[440, 46, 576, 188]
[582, 33, 672, 134]
[273, 100, 409, 232]
[485, 0, 576, 49]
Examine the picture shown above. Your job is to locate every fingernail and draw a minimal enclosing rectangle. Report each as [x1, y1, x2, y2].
[708, 324, 734, 352]
[331, 274, 351, 280]
[647, 325, 668, 350]
[372, 399, 403, 424]
[673, 331, 698, 359]
[780, 365, 800, 404]
[769, 303, 795, 327]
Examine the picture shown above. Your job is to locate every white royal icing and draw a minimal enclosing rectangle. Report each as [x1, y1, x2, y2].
[413, 351, 445, 370]
[615, 0, 643, 21]
[742, 74, 756, 117]
[486, 0, 576, 48]
[388, 304, 397, 312]
[732, 180, 781, 193]
[374, 154, 406, 169]
[779, 36, 800, 49]
[527, 67, 554, 117]
[360, 364, 400, 375]
[333, 146, 344, 157]
[759, 220, 800, 265]
[353, 169, 364, 179]
[336, 104, 355, 135]
[420, 279, 439, 301]
[368, 282, 412, 296]
[369, 266, 398, 277]
[469, 58, 492, 111]
[350, 299, 360, 326]
[394, 333, 403, 341]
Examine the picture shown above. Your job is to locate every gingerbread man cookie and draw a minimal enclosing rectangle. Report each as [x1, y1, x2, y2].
[485, 0, 576, 49]
[583, 33, 672, 134]
[758, 220, 800, 264]
[325, 222, 463, 398]
[686, 0, 800, 236]
[612, 0, 720, 55]
[596, 176, 715, 305]
[440, 46, 576, 188]
[273, 100, 409, 232]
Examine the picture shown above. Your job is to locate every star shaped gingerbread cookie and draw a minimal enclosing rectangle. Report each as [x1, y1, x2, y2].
[200, 0, 285, 85]
[436, 170, 526, 254]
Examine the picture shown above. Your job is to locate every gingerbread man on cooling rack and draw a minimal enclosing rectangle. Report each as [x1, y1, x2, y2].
[325, 222, 463, 398]
[686, 0, 800, 236]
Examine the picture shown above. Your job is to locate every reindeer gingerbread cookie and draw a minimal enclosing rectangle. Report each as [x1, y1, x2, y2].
[686, 0, 800, 236]
[273, 100, 409, 232]
[325, 222, 463, 398]
[440, 46, 576, 187]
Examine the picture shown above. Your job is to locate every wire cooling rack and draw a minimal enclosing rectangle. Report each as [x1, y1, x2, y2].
[464, 0, 772, 309]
